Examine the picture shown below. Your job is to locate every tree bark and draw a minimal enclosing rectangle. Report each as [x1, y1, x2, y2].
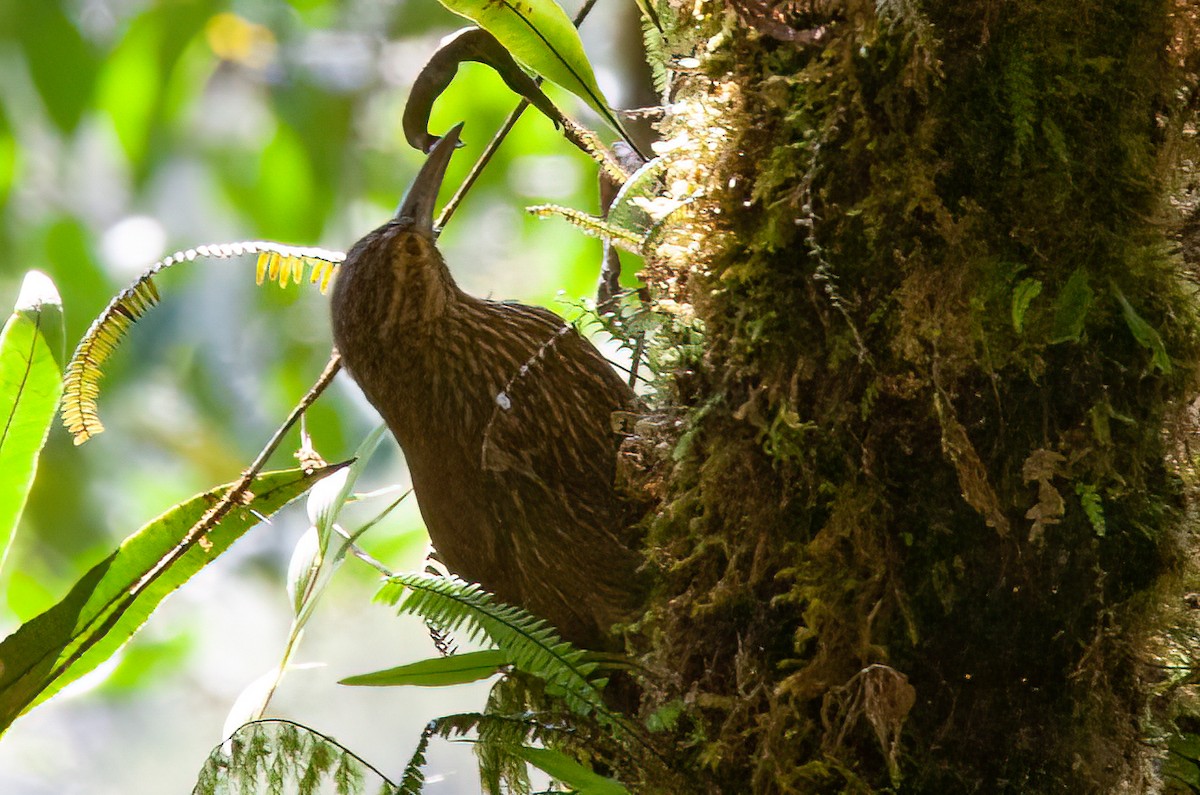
[631, 1, 1200, 791]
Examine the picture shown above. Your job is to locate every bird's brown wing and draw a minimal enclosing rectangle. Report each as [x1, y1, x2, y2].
[476, 303, 641, 647]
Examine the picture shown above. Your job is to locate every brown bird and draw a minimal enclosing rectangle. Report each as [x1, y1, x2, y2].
[330, 124, 643, 649]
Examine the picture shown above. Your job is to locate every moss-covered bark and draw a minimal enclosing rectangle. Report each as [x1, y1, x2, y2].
[633, 1, 1200, 791]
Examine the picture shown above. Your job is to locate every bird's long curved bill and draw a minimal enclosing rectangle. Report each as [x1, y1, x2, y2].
[395, 122, 464, 236]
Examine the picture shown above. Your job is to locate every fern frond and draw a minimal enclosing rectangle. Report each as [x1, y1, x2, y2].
[377, 574, 618, 727]
[527, 205, 646, 254]
[642, 13, 669, 96]
[444, 711, 539, 795]
[62, 241, 345, 445]
[398, 722, 436, 795]
[193, 719, 395, 795]
[398, 711, 574, 795]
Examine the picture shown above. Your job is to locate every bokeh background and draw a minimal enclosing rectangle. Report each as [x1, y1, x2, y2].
[0, 0, 651, 791]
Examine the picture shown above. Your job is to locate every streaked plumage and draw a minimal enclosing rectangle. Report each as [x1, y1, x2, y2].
[330, 126, 641, 648]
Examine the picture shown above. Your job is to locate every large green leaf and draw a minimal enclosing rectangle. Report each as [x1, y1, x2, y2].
[0, 464, 340, 734]
[513, 746, 630, 795]
[434, 0, 613, 125]
[340, 648, 510, 687]
[0, 271, 64, 576]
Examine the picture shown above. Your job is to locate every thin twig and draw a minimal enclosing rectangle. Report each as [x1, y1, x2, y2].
[437, 99, 530, 230]
[135, 351, 344, 589]
[45, 352, 344, 687]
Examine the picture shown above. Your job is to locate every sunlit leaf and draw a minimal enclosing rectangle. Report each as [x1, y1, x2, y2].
[288, 424, 387, 617]
[99, 21, 163, 160]
[0, 103, 15, 204]
[0, 271, 64, 577]
[0, 464, 342, 734]
[434, 0, 616, 129]
[254, 125, 319, 240]
[341, 649, 510, 687]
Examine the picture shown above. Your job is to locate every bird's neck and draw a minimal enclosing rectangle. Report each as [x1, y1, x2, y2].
[388, 255, 458, 330]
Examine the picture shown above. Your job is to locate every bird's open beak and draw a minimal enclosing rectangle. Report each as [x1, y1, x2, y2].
[395, 122, 464, 237]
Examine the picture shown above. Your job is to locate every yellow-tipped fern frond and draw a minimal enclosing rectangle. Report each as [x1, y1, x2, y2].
[62, 241, 345, 445]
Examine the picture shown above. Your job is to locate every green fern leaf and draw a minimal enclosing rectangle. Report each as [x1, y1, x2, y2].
[377, 574, 615, 723]
[642, 14, 668, 95]
[431, 710, 572, 795]
[61, 241, 345, 445]
[397, 722, 435, 795]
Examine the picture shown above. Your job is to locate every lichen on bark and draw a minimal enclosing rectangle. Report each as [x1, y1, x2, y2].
[631, 1, 1200, 791]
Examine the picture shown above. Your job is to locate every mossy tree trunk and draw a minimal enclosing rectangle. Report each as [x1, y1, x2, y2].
[632, 1, 1200, 791]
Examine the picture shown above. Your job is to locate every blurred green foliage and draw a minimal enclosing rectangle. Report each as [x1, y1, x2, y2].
[0, 0, 612, 626]
[0, 7, 627, 786]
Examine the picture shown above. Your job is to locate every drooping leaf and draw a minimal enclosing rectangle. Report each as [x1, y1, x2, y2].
[0, 464, 341, 734]
[513, 745, 631, 795]
[404, 26, 566, 153]
[341, 649, 511, 688]
[308, 424, 387, 554]
[287, 426, 388, 618]
[397, 721, 436, 795]
[193, 719, 395, 795]
[1114, 284, 1171, 373]
[0, 272, 64, 576]
[433, 0, 617, 131]
[400, 710, 574, 795]
[61, 241, 345, 444]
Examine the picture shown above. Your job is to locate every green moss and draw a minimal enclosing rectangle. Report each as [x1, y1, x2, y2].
[632, 0, 1200, 792]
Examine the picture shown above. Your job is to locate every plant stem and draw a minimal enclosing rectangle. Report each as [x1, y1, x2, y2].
[46, 353, 344, 686]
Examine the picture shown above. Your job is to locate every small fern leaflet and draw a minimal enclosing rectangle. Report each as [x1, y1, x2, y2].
[527, 205, 646, 253]
[61, 241, 345, 445]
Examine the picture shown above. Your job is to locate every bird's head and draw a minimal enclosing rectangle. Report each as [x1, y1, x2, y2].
[331, 123, 465, 341]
